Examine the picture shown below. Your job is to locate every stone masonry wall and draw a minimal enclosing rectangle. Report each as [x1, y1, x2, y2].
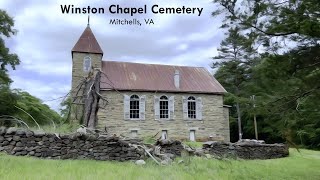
[98, 91, 230, 142]
[0, 127, 288, 161]
[0, 127, 144, 161]
[71, 52, 102, 92]
[203, 141, 289, 159]
[71, 52, 102, 122]
[155, 139, 185, 156]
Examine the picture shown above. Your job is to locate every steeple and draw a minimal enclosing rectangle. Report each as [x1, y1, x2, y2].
[87, 15, 90, 27]
[70, 22, 103, 124]
[71, 26, 103, 55]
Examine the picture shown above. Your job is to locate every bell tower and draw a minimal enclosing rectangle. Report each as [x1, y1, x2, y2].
[70, 23, 103, 122]
[71, 24, 103, 94]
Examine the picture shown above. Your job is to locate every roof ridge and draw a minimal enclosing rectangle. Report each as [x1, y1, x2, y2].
[102, 60, 206, 69]
[100, 60, 227, 94]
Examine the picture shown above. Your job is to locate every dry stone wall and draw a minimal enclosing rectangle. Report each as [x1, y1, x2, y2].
[203, 141, 289, 159]
[155, 139, 184, 156]
[0, 127, 289, 161]
[0, 127, 144, 161]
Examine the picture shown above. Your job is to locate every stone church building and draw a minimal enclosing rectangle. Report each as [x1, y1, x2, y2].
[71, 25, 230, 142]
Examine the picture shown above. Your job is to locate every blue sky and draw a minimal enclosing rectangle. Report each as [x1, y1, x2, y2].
[1, 0, 225, 111]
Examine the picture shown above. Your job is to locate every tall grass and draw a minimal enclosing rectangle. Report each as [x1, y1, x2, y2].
[184, 141, 203, 148]
[0, 149, 319, 180]
[29, 124, 78, 134]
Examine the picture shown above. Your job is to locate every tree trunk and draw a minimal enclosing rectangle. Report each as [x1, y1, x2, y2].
[235, 86, 242, 141]
[83, 71, 101, 129]
[236, 101, 242, 141]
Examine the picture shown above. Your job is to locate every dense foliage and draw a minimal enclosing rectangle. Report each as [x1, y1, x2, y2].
[0, 9, 61, 128]
[212, 0, 320, 149]
[0, 9, 19, 85]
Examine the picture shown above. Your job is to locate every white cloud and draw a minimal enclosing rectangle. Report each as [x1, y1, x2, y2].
[11, 76, 70, 111]
[176, 44, 189, 51]
[3, 0, 224, 111]
[169, 46, 218, 68]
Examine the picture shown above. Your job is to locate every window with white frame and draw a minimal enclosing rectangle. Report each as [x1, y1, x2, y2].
[160, 96, 169, 119]
[130, 95, 140, 119]
[187, 96, 196, 119]
[154, 95, 174, 120]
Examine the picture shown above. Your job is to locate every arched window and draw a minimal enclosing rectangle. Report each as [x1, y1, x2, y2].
[83, 56, 91, 72]
[130, 95, 140, 119]
[187, 96, 196, 119]
[160, 96, 169, 119]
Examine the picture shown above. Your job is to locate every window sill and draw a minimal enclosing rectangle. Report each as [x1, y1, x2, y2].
[155, 119, 174, 121]
[184, 119, 203, 121]
[125, 119, 145, 121]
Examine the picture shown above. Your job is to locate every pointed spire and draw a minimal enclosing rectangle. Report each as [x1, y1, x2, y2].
[72, 25, 103, 55]
[87, 15, 90, 27]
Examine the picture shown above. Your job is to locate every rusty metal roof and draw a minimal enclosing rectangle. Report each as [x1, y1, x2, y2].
[72, 26, 103, 54]
[100, 61, 226, 94]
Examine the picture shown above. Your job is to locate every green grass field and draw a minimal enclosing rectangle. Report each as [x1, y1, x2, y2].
[0, 149, 319, 180]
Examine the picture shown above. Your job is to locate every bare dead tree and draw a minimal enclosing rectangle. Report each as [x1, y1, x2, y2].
[83, 70, 100, 128]
[71, 68, 108, 129]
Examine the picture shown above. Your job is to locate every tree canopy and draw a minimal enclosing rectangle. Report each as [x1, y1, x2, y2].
[0, 9, 20, 85]
[0, 9, 62, 128]
[212, 0, 320, 149]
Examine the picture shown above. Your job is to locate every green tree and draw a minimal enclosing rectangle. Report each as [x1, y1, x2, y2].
[0, 9, 20, 126]
[0, 9, 62, 128]
[15, 90, 62, 126]
[212, 0, 320, 50]
[212, 0, 320, 148]
[0, 86, 19, 126]
[252, 45, 320, 148]
[213, 27, 257, 141]
[0, 9, 20, 85]
[59, 96, 71, 123]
